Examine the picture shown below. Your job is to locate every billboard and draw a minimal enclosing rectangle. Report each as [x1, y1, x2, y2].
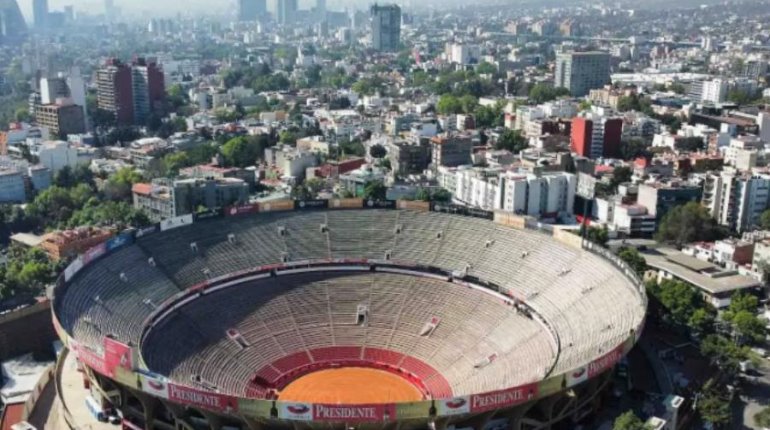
[73, 343, 111, 377]
[576, 173, 597, 199]
[295, 200, 329, 211]
[194, 209, 222, 221]
[397, 200, 430, 212]
[238, 399, 273, 419]
[82, 243, 107, 265]
[587, 343, 625, 378]
[63, 256, 84, 282]
[134, 224, 159, 238]
[160, 214, 194, 232]
[105, 233, 134, 252]
[259, 200, 294, 213]
[104, 337, 135, 374]
[139, 373, 170, 399]
[312, 403, 396, 422]
[395, 401, 431, 420]
[363, 199, 397, 210]
[226, 203, 259, 216]
[330, 198, 363, 209]
[436, 396, 470, 416]
[468, 384, 538, 413]
[277, 402, 313, 421]
[168, 383, 239, 413]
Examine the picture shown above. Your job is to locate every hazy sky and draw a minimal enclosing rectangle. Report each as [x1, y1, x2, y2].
[19, 0, 339, 19]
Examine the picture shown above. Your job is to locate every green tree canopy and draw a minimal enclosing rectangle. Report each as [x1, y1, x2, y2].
[618, 247, 646, 275]
[369, 144, 387, 159]
[103, 168, 144, 201]
[221, 135, 270, 168]
[613, 410, 651, 430]
[363, 181, 387, 200]
[655, 202, 725, 247]
[647, 279, 705, 327]
[495, 129, 528, 153]
[528, 84, 570, 104]
[698, 379, 731, 427]
[754, 407, 770, 428]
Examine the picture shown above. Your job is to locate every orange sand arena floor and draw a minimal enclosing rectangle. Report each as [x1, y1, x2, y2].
[278, 367, 424, 403]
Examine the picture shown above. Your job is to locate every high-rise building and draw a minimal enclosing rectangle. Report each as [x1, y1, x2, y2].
[96, 59, 134, 125]
[36, 103, 86, 137]
[554, 51, 611, 97]
[131, 58, 165, 125]
[32, 0, 48, 29]
[238, 0, 265, 21]
[570, 115, 622, 159]
[316, 0, 326, 19]
[0, 0, 27, 45]
[370, 3, 400, 52]
[276, 0, 297, 25]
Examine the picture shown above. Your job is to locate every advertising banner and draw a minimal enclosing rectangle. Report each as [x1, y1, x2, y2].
[105, 233, 134, 252]
[63, 257, 84, 282]
[566, 366, 589, 387]
[82, 243, 107, 266]
[194, 209, 222, 221]
[468, 384, 538, 413]
[160, 214, 194, 232]
[134, 224, 159, 238]
[395, 401, 432, 420]
[138, 373, 170, 399]
[436, 396, 471, 416]
[277, 402, 313, 421]
[330, 198, 363, 209]
[104, 337, 134, 374]
[259, 200, 294, 212]
[312, 403, 396, 422]
[363, 199, 397, 210]
[225, 203, 260, 216]
[397, 200, 430, 212]
[538, 375, 565, 398]
[238, 399, 273, 419]
[168, 383, 239, 413]
[73, 343, 111, 377]
[295, 200, 329, 211]
[587, 344, 625, 378]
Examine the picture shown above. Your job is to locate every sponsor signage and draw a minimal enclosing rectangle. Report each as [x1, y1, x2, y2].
[364, 199, 397, 210]
[160, 214, 194, 232]
[105, 233, 134, 252]
[168, 384, 238, 413]
[295, 200, 329, 211]
[194, 209, 222, 221]
[312, 403, 396, 422]
[82, 243, 107, 265]
[226, 203, 260, 216]
[395, 401, 432, 420]
[73, 343, 111, 377]
[138, 373, 169, 399]
[469, 384, 537, 413]
[135, 224, 159, 238]
[278, 402, 313, 421]
[588, 344, 624, 378]
[436, 396, 470, 416]
[566, 366, 588, 387]
[238, 399, 273, 419]
[63, 257, 84, 282]
[104, 337, 134, 374]
[538, 375, 565, 398]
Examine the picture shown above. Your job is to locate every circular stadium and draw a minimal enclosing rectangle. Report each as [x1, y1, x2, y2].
[51, 200, 647, 430]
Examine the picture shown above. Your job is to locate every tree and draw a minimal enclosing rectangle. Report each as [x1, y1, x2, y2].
[221, 135, 269, 168]
[475, 62, 498, 75]
[581, 225, 609, 246]
[528, 84, 570, 104]
[688, 308, 716, 336]
[369, 144, 387, 159]
[619, 138, 650, 161]
[730, 311, 766, 344]
[67, 201, 150, 230]
[103, 168, 144, 201]
[495, 129, 528, 153]
[698, 379, 731, 428]
[674, 137, 705, 152]
[363, 181, 387, 200]
[437, 94, 463, 115]
[105, 127, 141, 146]
[613, 410, 650, 430]
[759, 209, 770, 230]
[655, 202, 725, 247]
[610, 166, 633, 190]
[618, 247, 646, 274]
[647, 279, 704, 327]
[54, 165, 95, 189]
[700, 334, 746, 375]
[754, 407, 770, 428]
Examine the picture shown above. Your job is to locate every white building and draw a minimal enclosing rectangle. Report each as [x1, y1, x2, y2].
[701, 79, 728, 104]
[438, 166, 576, 218]
[703, 169, 770, 233]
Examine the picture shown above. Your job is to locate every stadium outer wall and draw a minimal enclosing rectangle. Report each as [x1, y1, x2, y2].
[50, 199, 647, 430]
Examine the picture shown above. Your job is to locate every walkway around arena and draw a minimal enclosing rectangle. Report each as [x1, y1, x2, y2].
[58, 349, 114, 430]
